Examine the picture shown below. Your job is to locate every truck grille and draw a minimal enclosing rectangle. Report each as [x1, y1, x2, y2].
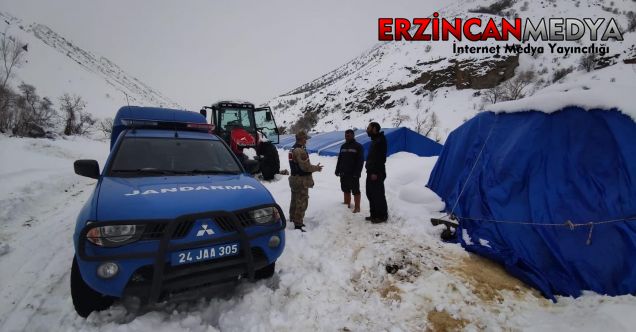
[140, 212, 259, 240]
[141, 220, 195, 240]
[215, 213, 255, 232]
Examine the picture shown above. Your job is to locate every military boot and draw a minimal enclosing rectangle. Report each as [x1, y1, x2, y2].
[293, 221, 306, 232]
[343, 192, 351, 208]
[353, 194, 361, 213]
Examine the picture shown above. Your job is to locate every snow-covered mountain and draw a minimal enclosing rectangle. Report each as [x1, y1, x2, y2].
[1, 2, 636, 330]
[0, 11, 181, 118]
[268, 0, 636, 142]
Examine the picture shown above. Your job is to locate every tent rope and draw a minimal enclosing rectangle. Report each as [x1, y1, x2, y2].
[451, 215, 636, 245]
[454, 215, 636, 226]
[586, 223, 594, 245]
[438, 111, 636, 246]
[448, 114, 499, 218]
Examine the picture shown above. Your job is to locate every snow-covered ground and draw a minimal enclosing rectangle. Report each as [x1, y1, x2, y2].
[1, 136, 636, 331]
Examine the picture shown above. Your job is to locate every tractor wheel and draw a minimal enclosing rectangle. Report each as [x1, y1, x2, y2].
[258, 142, 280, 181]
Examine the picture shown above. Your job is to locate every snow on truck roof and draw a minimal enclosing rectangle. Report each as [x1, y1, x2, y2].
[114, 106, 205, 124]
[212, 100, 255, 106]
[485, 66, 636, 121]
[123, 129, 220, 140]
[110, 106, 210, 149]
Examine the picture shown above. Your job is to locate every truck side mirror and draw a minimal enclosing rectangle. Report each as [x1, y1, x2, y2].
[265, 111, 272, 121]
[200, 109, 207, 118]
[74, 160, 100, 179]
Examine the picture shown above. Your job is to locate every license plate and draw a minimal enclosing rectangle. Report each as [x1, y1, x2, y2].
[171, 243, 240, 266]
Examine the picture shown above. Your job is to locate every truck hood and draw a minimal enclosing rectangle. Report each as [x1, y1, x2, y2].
[96, 175, 275, 220]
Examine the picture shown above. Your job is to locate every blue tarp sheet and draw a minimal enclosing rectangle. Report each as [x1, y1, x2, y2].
[277, 127, 442, 158]
[427, 107, 636, 299]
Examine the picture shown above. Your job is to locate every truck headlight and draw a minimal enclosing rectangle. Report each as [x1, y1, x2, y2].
[86, 223, 144, 247]
[247, 207, 280, 225]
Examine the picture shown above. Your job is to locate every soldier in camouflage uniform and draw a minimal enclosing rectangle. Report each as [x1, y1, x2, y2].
[288, 130, 323, 232]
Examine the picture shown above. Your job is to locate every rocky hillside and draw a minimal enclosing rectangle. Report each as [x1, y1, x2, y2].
[267, 0, 636, 142]
[1, 11, 181, 118]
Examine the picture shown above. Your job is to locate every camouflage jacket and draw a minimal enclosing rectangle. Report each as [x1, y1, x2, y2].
[289, 146, 321, 189]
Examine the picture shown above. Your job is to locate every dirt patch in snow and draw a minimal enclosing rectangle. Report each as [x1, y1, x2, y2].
[378, 281, 402, 301]
[384, 248, 425, 282]
[426, 310, 468, 332]
[450, 253, 541, 303]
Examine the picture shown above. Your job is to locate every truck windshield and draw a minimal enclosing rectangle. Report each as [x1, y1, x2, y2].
[109, 138, 242, 177]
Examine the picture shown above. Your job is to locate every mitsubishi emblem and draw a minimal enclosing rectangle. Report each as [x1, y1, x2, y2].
[196, 223, 215, 236]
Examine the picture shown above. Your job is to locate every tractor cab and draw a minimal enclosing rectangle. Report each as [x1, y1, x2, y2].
[200, 101, 281, 180]
[201, 102, 279, 154]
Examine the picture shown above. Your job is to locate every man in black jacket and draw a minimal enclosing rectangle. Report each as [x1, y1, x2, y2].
[335, 129, 364, 213]
[364, 122, 388, 223]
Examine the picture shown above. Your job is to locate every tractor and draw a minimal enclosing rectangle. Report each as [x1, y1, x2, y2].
[200, 101, 281, 180]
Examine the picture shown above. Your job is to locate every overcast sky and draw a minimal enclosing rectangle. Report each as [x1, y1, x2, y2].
[2, 0, 438, 109]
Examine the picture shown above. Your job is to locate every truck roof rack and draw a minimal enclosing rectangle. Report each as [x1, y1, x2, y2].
[120, 118, 214, 133]
[110, 106, 212, 150]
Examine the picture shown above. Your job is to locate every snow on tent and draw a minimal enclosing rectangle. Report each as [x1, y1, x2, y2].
[277, 127, 442, 158]
[427, 96, 636, 300]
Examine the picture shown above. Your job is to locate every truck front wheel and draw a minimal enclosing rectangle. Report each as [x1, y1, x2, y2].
[71, 257, 115, 318]
[254, 262, 276, 279]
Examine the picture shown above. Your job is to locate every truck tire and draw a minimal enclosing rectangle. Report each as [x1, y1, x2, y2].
[71, 257, 115, 318]
[258, 142, 280, 181]
[254, 262, 276, 279]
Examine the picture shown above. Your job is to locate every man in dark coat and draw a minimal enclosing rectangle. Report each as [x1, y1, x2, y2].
[364, 122, 388, 223]
[335, 129, 364, 213]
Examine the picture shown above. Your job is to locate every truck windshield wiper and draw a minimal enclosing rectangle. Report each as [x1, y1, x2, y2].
[186, 169, 240, 175]
[111, 168, 188, 175]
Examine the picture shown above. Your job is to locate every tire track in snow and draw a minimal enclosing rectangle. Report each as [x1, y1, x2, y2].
[0, 176, 92, 332]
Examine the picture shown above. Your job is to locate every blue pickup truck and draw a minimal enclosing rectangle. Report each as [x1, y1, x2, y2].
[71, 106, 286, 317]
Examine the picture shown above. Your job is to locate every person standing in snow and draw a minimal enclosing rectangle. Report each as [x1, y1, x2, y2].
[364, 122, 388, 223]
[335, 129, 364, 213]
[288, 130, 323, 232]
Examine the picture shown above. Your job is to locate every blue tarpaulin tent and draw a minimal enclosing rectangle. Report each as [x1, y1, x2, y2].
[277, 127, 442, 158]
[427, 106, 636, 300]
